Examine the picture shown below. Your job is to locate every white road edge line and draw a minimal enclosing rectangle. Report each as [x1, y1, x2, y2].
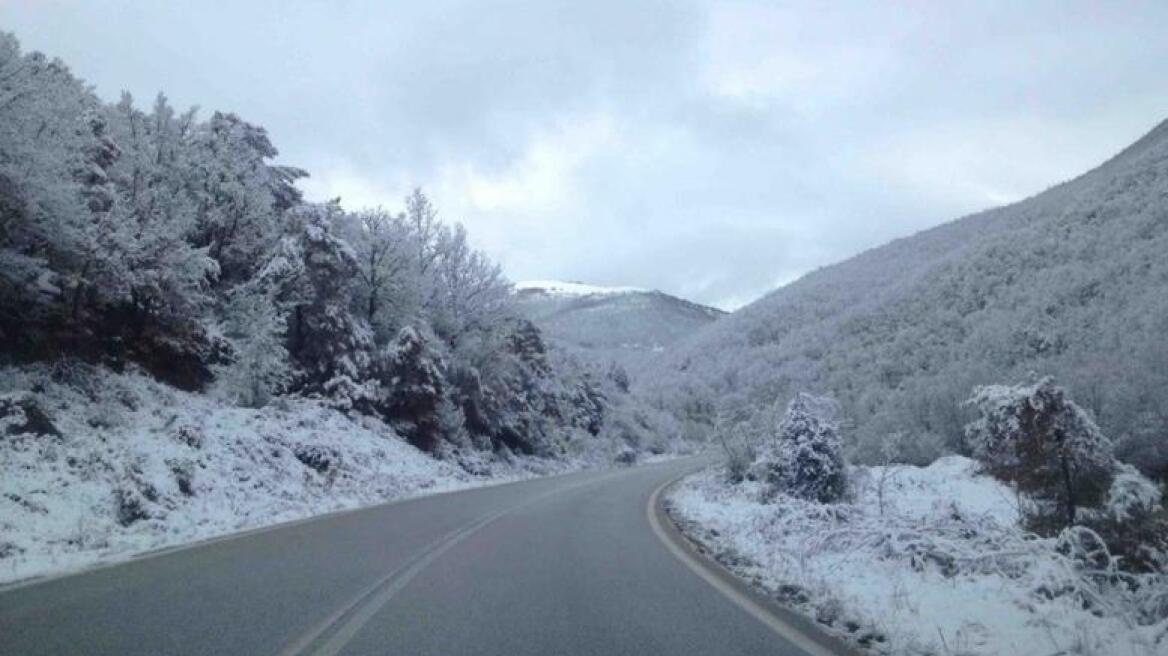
[647, 472, 840, 656]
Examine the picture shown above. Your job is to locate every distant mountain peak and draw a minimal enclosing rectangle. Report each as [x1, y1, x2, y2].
[514, 280, 649, 297]
[512, 279, 725, 372]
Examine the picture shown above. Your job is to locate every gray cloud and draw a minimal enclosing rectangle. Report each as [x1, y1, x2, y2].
[4, 0, 1167, 309]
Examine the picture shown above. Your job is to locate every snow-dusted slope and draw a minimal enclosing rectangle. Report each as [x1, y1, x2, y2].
[669, 458, 1166, 655]
[513, 281, 725, 373]
[651, 118, 1168, 471]
[0, 364, 585, 585]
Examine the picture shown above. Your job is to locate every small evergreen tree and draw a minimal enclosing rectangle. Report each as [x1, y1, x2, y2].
[758, 393, 849, 503]
[283, 203, 372, 392]
[219, 283, 290, 408]
[376, 325, 449, 452]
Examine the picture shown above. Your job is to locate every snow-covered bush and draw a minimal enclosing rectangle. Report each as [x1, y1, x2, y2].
[0, 391, 59, 436]
[717, 420, 759, 484]
[1087, 465, 1168, 575]
[755, 393, 848, 503]
[1106, 464, 1163, 523]
[965, 377, 1116, 531]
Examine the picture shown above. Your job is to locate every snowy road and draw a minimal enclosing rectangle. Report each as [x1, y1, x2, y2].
[0, 455, 847, 655]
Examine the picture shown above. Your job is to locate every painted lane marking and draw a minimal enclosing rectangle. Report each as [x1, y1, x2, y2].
[281, 468, 631, 656]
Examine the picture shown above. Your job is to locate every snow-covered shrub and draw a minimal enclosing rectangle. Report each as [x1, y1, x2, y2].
[756, 393, 848, 503]
[292, 444, 339, 475]
[0, 391, 59, 436]
[167, 458, 196, 496]
[171, 423, 204, 450]
[716, 420, 759, 484]
[1083, 466, 1168, 575]
[965, 377, 1116, 531]
[1115, 416, 1168, 486]
[1106, 464, 1163, 523]
[113, 487, 150, 527]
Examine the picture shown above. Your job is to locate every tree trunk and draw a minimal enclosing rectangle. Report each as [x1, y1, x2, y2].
[1060, 452, 1077, 526]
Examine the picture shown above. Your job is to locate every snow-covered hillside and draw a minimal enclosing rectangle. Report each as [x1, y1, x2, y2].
[651, 118, 1168, 473]
[0, 363, 607, 585]
[514, 280, 725, 373]
[669, 458, 1168, 655]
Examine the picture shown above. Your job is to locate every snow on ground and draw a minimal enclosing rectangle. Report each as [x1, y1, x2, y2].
[0, 363, 586, 585]
[668, 457, 1166, 656]
[514, 280, 647, 296]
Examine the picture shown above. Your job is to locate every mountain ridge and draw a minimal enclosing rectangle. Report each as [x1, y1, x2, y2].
[513, 281, 726, 373]
[650, 116, 1168, 475]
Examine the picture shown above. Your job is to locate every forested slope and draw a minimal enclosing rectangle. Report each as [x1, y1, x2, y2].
[651, 117, 1168, 475]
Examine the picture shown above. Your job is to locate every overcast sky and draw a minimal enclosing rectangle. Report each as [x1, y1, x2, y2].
[3, 1, 1167, 309]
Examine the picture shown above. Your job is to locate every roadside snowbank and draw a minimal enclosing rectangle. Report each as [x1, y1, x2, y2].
[0, 363, 583, 585]
[667, 456, 1166, 655]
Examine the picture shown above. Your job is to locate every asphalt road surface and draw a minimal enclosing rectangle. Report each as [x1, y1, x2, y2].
[0, 456, 846, 656]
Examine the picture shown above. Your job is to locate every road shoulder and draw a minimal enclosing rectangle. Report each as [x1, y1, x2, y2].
[648, 467, 862, 656]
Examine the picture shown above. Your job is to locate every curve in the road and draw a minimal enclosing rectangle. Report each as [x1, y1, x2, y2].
[0, 456, 854, 656]
[647, 470, 853, 656]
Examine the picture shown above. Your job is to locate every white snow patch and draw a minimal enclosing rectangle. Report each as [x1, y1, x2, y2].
[668, 456, 1166, 655]
[514, 280, 647, 296]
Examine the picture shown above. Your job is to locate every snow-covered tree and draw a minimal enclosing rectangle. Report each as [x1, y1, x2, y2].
[965, 377, 1116, 529]
[101, 94, 218, 316]
[757, 393, 849, 503]
[0, 33, 102, 318]
[218, 282, 291, 408]
[283, 202, 372, 393]
[189, 111, 304, 286]
[339, 207, 416, 341]
[429, 222, 512, 344]
[375, 325, 450, 452]
[404, 187, 440, 281]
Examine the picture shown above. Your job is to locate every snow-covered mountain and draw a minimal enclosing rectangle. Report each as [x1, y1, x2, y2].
[650, 118, 1168, 474]
[513, 281, 725, 373]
